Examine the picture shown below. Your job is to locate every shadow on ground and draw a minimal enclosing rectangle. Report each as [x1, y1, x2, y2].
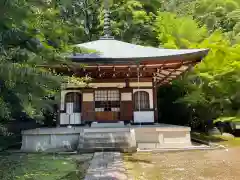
[191, 132, 228, 143]
[124, 156, 152, 164]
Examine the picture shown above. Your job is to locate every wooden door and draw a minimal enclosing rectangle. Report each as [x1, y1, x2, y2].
[94, 90, 120, 121]
[95, 112, 120, 121]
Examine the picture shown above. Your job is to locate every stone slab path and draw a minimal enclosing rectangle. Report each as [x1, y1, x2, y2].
[84, 152, 129, 180]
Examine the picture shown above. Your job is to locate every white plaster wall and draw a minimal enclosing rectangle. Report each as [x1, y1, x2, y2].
[130, 82, 152, 87]
[61, 83, 86, 89]
[60, 113, 81, 125]
[63, 82, 126, 88]
[83, 93, 94, 102]
[60, 90, 81, 110]
[133, 111, 154, 123]
[89, 82, 126, 88]
[133, 89, 153, 108]
[121, 93, 132, 101]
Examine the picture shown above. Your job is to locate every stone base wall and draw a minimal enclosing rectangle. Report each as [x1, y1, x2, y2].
[21, 124, 192, 152]
[134, 125, 191, 149]
[21, 128, 83, 152]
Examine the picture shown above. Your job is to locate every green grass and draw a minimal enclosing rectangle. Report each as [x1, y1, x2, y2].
[191, 132, 240, 147]
[0, 153, 89, 180]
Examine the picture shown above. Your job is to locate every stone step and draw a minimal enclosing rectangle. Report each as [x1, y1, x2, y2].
[78, 128, 137, 153]
[83, 136, 129, 140]
[83, 132, 129, 138]
[82, 132, 133, 143]
[83, 128, 131, 133]
[91, 122, 125, 128]
[82, 140, 130, 144]
[83, 142, 131, 147]
[79, 147, 136, 153]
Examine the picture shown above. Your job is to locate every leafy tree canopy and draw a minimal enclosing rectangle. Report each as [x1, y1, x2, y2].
[0, 0, 239, 133]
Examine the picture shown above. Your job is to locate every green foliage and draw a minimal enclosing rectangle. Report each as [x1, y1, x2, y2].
[213, 116, 240, 123]
[0, 0, 240, 133]
[158, 29, 240, 129]
[154, 12, 208, 48]
[154, 1, 240, 130]
[0, 0, 90, 129]
[106, 0, 158, 45]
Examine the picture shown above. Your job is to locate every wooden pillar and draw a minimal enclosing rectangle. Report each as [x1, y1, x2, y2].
[56, 104, 60, 127]
[153, 79, 158, 123]
[82, 89, 95, 122]
[120, 88, 133, 122]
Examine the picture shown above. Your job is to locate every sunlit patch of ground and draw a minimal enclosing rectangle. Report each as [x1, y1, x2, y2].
[192, 132, 240, 147]
[217, 137, 240, 147]
[124, 148, 240, 180]
[0, 153, 92, 180]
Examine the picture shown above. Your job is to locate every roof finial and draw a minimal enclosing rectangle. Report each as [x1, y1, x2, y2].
[100, 0, 114, 40]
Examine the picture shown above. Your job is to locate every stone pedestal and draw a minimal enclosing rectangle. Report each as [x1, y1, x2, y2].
[78, 128, 137, 153]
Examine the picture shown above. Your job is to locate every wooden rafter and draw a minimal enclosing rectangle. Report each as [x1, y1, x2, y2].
[50, 59, 198, 83]
[157, 61, 184, 85]
[158, 63, 195, 86]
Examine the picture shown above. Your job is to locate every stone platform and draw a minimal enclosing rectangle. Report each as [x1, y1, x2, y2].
[21, 124, 192, 152]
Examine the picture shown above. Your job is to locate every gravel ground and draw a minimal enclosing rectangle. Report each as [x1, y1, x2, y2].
[124, 147, 240, 180]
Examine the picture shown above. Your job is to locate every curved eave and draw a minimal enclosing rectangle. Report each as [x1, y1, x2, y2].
[68, 49, 209, 64]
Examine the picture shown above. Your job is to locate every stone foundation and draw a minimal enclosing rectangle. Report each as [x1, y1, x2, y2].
[134, 124, 191, 149]
[21, 124, 192, 152]
[21, 127, 83, 152]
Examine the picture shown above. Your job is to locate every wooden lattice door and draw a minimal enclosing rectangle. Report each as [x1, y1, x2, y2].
[94, 90, 120, 121]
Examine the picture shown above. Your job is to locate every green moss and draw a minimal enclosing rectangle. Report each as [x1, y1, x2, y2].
[0, 153, 87, 180]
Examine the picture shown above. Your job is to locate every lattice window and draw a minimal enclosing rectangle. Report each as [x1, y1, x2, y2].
[65, 92, 82, 113]
[95, 90, 120, 112]
[133, 91, 150, 110]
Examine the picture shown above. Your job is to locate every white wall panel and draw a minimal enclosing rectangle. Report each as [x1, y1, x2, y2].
[83, 93, 94, 102]
[130, 82, 152, 87]
[60, 113, 81, 125]
[134, 111, 154, 123]
[121, 93, 132, 101]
